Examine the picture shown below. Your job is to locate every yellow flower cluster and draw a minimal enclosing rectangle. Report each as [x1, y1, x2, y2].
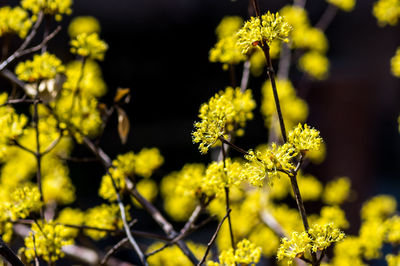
[236, 12, 292, 54]
[207, 239, 261, 266]
[4, 185, 42, 220]
[203, 158, 243, 196]
[15, 52, 64, 83]
[0, 101, 28, 144]
[22, 220, 74, 263]
[132, 179, 158, 208]
[70, 33, 108, 60]
[56, 207, 85, 237]
[193, 87, 255, 154]
[261, 79, 308, 133]
[147, 241, 207, 266]
[242, 124, 322, 186]
[372, 0, 400, 26]
[287, 123, 323, 153]
[322, 177, 351, 205]
[277, 223, 344, 264]
[68, 16, 101, 38]
[327, 0, 356, 12]
[361, 194, 396, 221]
[63, 60, 107, 98]
[0, 6, 32, 38]
[387, 252, 400, 266]
[21, 0, 72, 21]
[298, 51, 330, 80]
[83, 204, 125, 240]
[209, 16, 246, 69]
[391, 47, 400, 77]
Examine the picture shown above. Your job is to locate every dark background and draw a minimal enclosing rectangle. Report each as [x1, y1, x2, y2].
[2, 0, 400, 264]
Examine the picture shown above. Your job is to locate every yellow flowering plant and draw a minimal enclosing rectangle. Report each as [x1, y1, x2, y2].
[0, 0, 398, 266]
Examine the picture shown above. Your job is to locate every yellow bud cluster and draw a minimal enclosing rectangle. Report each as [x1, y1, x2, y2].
[327, 0, 356, 12]
[236, 12, 292, 54]
[372, 0, 400, 26]
[192, 87, 255, 154]
[70, 33, 108, 60]
[287, 123, 323, 153]
[21, 0, 72, 21]
[68, 16, 101, 38]
[298, 51, 330, 80]
[208, 239, 261, 266]
[322, 177, 351, 205]
[0, 6, 32, 38]
[15, 52, 64, 83]
[22, 220, 74, 263]
[4, 185, 42, 220]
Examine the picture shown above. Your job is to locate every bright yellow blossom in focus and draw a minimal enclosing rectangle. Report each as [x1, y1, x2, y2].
[4, 185, 42, 220]
[0, 6, 32, 38]
[15, 52, 64, 83]
[390, 47, 400, 77]
[70, 33, 108, 60]
[277, 223, 344, 264]
[242, 143, 297, 187]
[298, 51, 330, 80]
[327, 0, 356, 12]
[192, 87, 255, 154]
[209, 36, 246, 69]
[21, 0, 72, 21]
[22, 220, 74, 263]
[372, 0, 400, 26]
[322, 177, 351, 205]
[68, 16, 101, 38]
[207, 239, 261, 266]
[287, 123, 323, 154]
[236, 11, 292, 54]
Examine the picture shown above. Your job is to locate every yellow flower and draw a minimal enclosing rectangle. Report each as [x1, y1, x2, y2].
[327, 0, 356, 12]
[15, 52, 64, 82]
[0, 6, 32, 38]
[4, 185, 42, 220]
[21, 0, 72, 21]
[391, 47, 400, 77]
[132, 179, 158, 208]
[207, 239, 261, 266]
[361, 195, 397, 221]
[70, 32, 108, 60]
[322, 177, 351, 205]
[209, 35, 246, 68]
[387, 252, 400, 266]
[237, 11, 292, 54]
[215, 16, 243, 39]
[372, 0, 400, 26]
[298, 51, 330, 80]
[68, 16, 101, 38]
[22, 220, 74, 263]
[287, 123, 323, 153]
[56, 208, 85, 237]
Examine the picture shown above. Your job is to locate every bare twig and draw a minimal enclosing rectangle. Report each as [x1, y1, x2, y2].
[315, 4, 338, 31]
[240, 60, 251, 92]
[101, 238, 129, 265]
[41, 129, 64, 156]
[0, 236, 24, 266]
[12, 139, 36, 155]
[197, 210, 231, 266]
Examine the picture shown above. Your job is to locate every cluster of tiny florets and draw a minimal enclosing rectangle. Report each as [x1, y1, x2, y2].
[15, 52, 64, 82]
[70, 32, 108, 60]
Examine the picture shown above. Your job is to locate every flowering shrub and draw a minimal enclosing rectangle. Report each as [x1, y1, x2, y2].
[0, 0, 398, 266]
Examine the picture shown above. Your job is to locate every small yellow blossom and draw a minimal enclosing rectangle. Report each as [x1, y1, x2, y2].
[99, 168, 125, 201]
[68, 16, 101, 38]
[192, 87, 255, 154]
[242, 143, 297, 187]
[22, 220, 74, 263]
[0, 107, 28, 144]
[132, 179, 158, 208]
[327, 0, 356, 12]
[391, 47, 400, 77]
[236, 11, 292, 54]
[56, 208, 85, 237]
[317, 205, 349, 229]
[21, 0, 72, 21]
[209, 36, 246, 69]
[298, 51, 330, 80]
[216, 16, 243, 39]
[361, 194, 397, 221]
[372, 0, 400, 26]
[292, 27, 329, 53]
[385, 215, 400, 244]
[207, 239, 261, 266]
[329, 236, 364, 266]
[296, 173, 323, 201]
[0, 6, 32, 38]
[132, 148, 164, 178]
[277, 231, 311, 263]
[4, 185, 42, 220]
[70, 33, 108, 60]
[287, 123, 323, 154]
[15, 52, 64, 82]
[322, 177, 351, 205]
[387, 252, 400, 266]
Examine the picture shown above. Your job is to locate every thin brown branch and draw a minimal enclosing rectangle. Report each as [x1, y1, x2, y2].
[197, 209, 231, 266]
[18, 26, 62, 58]
[218, 136, 249, 156]
[101, 237, 129, 265]
[0, 236, 24, 266]
[12, 139, 36, 155]
[58, 156, 99, 163]
[0, 12, 44, 71]
[41, 129, 64, 156]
